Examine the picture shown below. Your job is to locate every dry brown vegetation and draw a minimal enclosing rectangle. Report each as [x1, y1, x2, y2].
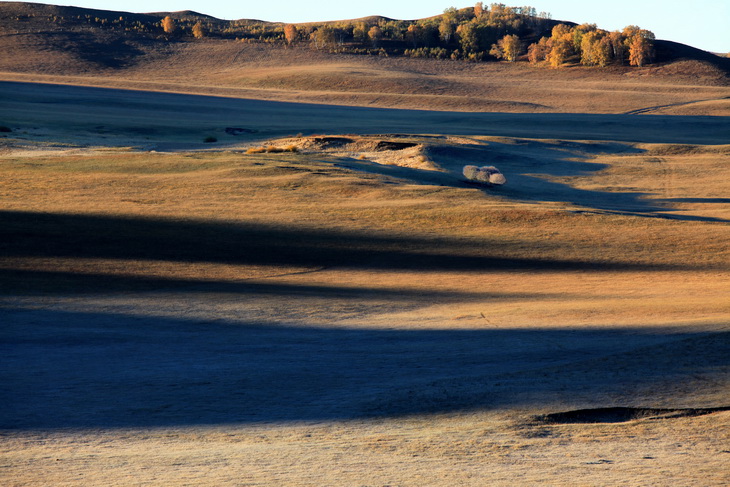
[1, 135, 729, 485]
[1, 3, 729, 486]
[1, 39, 727, 114]
[0, 1, 728, 115]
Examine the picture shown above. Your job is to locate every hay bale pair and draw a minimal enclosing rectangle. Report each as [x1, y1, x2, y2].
[463, 165, 507, 185]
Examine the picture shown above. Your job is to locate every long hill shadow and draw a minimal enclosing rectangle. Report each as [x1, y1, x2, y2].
[2, 307, 727, 429]
[3, 81, 730, 145]
[0, 210, 698, 297]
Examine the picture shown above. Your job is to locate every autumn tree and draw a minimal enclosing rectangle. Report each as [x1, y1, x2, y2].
[474, 2, 485, 19]
[284, 24, 298, 45]
[192, 21, 204, 39]
[439, 8, 458, 44]
[628, 30, 654, 67]
[580, 31, 599, 65]
[608, 31, 626, 64]
[405, 22, 439, 48]
[353, 22, 368, 44]
[456, 22, 479, 53]
[486, 4, 523, 32]
[527, 36, 550, 64]
[548, 24, 573, 67]
[310, 26, 335, 49]
[622, 25, 641, 39]
[406, 24, 424, 48]
[439, 19, 455, 44]
[490, 34, 522, 61]
[572, 23, 596, 51]
[551, 23, 571, 39]
[380, 20, 405, 41]
[595, 36, 612, 66]
[368, 25, 383, 47]
[161, 16, 175, 34]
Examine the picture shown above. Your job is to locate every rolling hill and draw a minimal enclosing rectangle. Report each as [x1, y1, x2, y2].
[0, 1, 728, 115]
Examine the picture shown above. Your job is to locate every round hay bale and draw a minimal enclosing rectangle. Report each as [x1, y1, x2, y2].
[488, 172, 507, 185]
[463, 165, 480, 180]
[475, 168, 492, 183]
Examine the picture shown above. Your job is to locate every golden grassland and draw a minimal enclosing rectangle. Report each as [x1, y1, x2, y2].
[1, 143, 728, 328]
[1, 40, 729, 114]
[3, 412, 729, 486]
[1, 9, 729, 482]
[1, 138, 729, 485]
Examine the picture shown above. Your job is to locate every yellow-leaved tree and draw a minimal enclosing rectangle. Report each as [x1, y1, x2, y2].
[580, 31, 611, 66]
[368, 25, 383, 47]
[490, 34, 522, 62]
[548, 24, 573, 67]
[192, 21, 204, 39]
[628, 29, 655, 67]
[161, 16, 175, 34]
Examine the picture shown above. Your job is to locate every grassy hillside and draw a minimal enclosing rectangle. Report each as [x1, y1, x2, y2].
[1, 2, 728, 116]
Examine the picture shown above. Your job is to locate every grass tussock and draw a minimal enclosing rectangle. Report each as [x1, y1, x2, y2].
[246, 145, 298, 154]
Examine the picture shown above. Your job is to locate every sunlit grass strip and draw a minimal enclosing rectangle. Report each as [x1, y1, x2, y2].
[246, 145, 298, 154]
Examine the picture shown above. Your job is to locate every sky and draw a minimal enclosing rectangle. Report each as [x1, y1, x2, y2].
[17, 1, 730, 53]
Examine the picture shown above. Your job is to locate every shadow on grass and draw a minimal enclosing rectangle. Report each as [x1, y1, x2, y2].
[2, 306, 728, 429]
[663, 198, 730, 204]
[1, 268, 553, 302]
[52, 31, 147, 69]
[3, 81, 730, 145]
[341, 141, 729, 223]
[0, 210, 699, 296]
[1, 212, 726, 429]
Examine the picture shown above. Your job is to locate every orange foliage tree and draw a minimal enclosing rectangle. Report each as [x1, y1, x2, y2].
[368, 25, 383, 47]
[527, 36, 550, 64]
[284, 24, 298, 45]
[161, 16, 175, 34]
[628, 29, 655, 67]
[192, 21, 204, 39]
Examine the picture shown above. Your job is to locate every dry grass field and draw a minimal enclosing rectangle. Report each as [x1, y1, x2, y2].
[1, 4, 729, 485]
[2, 129, 729, 485]
[2, 40, 729, 115]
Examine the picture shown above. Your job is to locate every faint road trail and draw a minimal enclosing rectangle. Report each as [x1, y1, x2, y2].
[624, 96, 730, 115]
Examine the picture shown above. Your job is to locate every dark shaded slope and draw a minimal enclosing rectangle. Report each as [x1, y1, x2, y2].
[0, 1, 160, 25]
[654, 39, 730, 75]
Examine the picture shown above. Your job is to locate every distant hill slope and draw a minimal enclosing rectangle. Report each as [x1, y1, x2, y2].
[1, 1, 727, 70]
[0, 2, 727, 115]
[0, 1, 161, 23]
[654, 40, 730, 72]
